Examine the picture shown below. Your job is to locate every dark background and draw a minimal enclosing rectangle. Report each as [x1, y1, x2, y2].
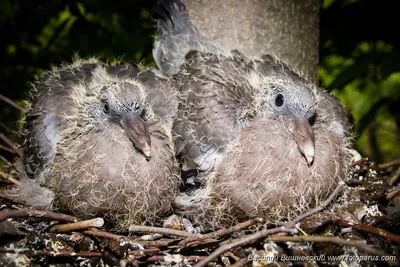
[0, 0, 399, 165]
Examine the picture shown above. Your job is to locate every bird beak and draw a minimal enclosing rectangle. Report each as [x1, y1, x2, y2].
[292, 117, 315, 165]
[120, 113, 151, 159]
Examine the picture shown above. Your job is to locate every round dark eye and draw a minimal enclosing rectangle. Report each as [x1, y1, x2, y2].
[141, 108, 147, 120]
[275, 94, 284, 107]
[103, 102, 110, 113]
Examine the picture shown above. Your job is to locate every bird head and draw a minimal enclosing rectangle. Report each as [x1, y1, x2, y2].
[250, 57, 317, 165]
[84, 79, 152, 159]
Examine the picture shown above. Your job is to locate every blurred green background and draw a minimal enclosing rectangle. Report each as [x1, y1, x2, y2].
[0, 0, 399, 165]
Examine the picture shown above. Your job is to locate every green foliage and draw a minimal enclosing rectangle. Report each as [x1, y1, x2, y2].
[0, 0, 398, 164]
[320, 0, 400, 163]
[0, 0, 156, 126]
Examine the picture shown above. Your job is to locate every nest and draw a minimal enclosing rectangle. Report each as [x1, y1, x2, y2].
[1, 156, 399, 266]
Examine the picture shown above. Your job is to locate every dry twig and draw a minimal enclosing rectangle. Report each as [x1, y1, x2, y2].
[0, 121, 18, 136]
[286, 182, 344, 228]
[387, 184, 400, 201]
[0, 94, 25, 113]
[0, 144, 16, 155]
[195, 226, 296, 267]
[0, 247, 102, 257]
[378, 158, 400, 169]
[268, 236, 388, 256]
[127, 248, 160, 256]
[50, 217, 104, 233]
[333, 218, 400, 244]
[0, 170, 21, 185]
[0, 133, 23, 158]
[146, 255, 211, 263]
[83, 228, 178, 248]
[0, 154, 12, 165]
[180, 217, 264, 245]
[128, 225, 201, 238]
[0, 208, 79, 223]
[351, 158, 370, 167]
[194, 182, 345, 267]
[388, 167, 400, 186]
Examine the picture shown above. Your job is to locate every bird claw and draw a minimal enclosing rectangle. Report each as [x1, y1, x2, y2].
[163, 214, 203, 233]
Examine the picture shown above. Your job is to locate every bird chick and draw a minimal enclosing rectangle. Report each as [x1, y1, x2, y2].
[172, 51, 317, 174]
[153, 0, 353, 230]
[13, 59, 179, 229]
[155, 0, 317, 174]
[174, 90, 352, 230]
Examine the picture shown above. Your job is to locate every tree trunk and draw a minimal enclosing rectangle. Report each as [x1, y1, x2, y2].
[180, 0, 321, 83]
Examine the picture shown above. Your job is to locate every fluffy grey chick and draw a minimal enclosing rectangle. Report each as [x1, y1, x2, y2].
[154, 0, 316, 174]
[172, 55, 352, 230]
[196, 91, 351, 230]
[153, 0, 352, 230]
[13, 59, 179, 229]
[153, 0, 228, 77]
[172, 51, 316, 175]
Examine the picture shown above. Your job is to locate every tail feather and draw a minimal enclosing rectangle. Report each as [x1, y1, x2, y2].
[154, 0, 190, 34]
[153, 0, 227, 77]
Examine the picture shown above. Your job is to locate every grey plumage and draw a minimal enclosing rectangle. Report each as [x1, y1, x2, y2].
[175, 91, 351, 230]
[172, 50, 317, 173]
[171, 53, 352, 229]
[153, 0, 228, 77]
[153, 0, 353, 229]
[11, 59, 180, 229]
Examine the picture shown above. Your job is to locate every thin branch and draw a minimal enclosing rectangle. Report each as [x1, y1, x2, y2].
[378, 158, 400, 169]
[388, 166, 400, 186]
[83, 229, 178, 248]
[333, 219, 400, 244]
[267, 236, 387, 256]
[83, 228, 132, 241]
[194, 226, 296, 267]
[194, 182, 345, 267]
[387, 184, 400, 201]
[286, 182, 344, 228]
[0, 133, 23, 158]
[128, 225, 201, 238]
[0, 154, 12, 165]
[0, 143, 16, 155]
[0, 121, 18, 135]
[0, 247, 102, 257]
[180, 217, 264, 245]
[0, 94, 25, 113]
[50, 217, 104, 233]
[0, 208, 79, 223]
[0, 170, 21, 185]
[146, 255, 212, 263]
[351, 157, 370, 167]
[128, 248, 160, 256]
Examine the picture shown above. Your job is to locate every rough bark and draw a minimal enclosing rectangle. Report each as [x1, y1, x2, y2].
[181, 0, 321, 82]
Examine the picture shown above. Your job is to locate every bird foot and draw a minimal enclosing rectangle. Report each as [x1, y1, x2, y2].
[163, 214, 203, 234]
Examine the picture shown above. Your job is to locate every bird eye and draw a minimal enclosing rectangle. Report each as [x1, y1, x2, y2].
[134, 103, 141, 111]
[141, 108, 147, 120]
[275, 94, 284, 107]
[102, 102, 110, 113]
